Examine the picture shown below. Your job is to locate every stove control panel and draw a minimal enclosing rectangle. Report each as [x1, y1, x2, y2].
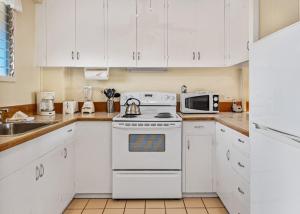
[120, 92, 177, 106]
[113, 122, 182, 128]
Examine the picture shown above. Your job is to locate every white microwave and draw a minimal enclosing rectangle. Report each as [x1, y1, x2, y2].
[180, 92, 219, 114]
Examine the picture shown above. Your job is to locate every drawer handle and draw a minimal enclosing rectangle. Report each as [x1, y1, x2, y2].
[64, 148, 68, 159]
[238, 187, 245, 195]
[221, 129, 226, 133]
[194, 125, 204, 129]
[238, 138, 245, 144]
[67, 129, 73, 133]
[238, 162, 245, 168]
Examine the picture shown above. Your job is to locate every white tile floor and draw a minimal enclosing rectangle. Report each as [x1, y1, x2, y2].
[64, 198, 228, 214]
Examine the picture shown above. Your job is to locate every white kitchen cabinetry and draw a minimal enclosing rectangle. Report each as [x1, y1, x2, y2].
[107, 0, 137, 67]
[183, 122, 215, 194]
[225, 0, 249, 65]
[137, 0, 167, 67]
[76, 0, 106, 67]
[75, 122, 112, 194]
[0, 162, 36, 214]
[168, 0, 225, 67]
[215, 123, 250, 214]
[45, 0, 106, 67]
[46, 0, 76, 67]
[0, 125, 75, 214]
[107, 0, 167, 67]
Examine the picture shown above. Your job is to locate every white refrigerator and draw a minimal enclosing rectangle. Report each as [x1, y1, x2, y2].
[250, 22, 300, 214]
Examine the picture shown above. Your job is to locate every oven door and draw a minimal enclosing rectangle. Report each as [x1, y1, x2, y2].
[112, 122, 182, 170]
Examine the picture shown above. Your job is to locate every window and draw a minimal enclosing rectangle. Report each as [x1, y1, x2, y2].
[0, 1, 14, 80]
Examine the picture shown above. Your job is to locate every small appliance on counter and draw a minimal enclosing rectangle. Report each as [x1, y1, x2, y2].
[180, 90, 219, 114]
[37, 92, 55, 116]
[81, 86, 95, 114]
[63, 101, 79, 114]
[232, 99, 243, 113]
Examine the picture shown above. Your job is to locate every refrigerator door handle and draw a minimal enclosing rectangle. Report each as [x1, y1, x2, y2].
[253, 123, 300, 144]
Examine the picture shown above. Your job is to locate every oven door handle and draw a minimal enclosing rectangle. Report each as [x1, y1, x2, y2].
[112, 125, 181, 129]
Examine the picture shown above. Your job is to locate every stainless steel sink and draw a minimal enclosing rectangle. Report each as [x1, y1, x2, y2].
[0, 122, 57, 136]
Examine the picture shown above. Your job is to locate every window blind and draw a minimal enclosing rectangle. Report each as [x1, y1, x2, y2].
[0, 1, 14, 77]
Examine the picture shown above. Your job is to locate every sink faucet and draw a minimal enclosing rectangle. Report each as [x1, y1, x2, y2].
[0, 108, 9, 123]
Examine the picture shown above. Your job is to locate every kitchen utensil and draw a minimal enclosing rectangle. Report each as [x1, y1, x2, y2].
[125, 98, 141, 115]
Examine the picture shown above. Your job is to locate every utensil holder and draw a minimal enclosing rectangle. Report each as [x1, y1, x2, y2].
[107, 99, 114, 113]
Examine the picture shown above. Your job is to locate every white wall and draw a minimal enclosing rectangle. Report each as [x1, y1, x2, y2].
[0, 0, 41, 106]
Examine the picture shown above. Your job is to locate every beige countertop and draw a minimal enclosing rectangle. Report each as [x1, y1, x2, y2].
[0, 112, 249, 153]
[179, 112, 249, 136]
[0, 112, 118, 152]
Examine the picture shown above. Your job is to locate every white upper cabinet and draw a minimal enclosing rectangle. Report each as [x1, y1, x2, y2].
[45, 0, 106, 67]
[167, 0, 198, 67]
[168, 0, 225, 67]
[137, 0, 167, 67]
[107, 0, 137, 67]
[226, 0, 249, 65]
[46, 0, 76, 67]
[76, 0, 106, 67]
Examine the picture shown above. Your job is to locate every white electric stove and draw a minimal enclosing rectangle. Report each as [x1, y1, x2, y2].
[112, 92, 182, 199]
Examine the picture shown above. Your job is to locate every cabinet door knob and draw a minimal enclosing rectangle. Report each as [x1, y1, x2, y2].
[198, 51, 200, 60]
[238, 187, 245, 195]
[221, 129, 226, 133]
[72, 51, 75, 60]
[77, 52, 80, 60]
[226, 149, 230, 161]
[35, 166, 40, 181]
[187, 140, 190, 150]
[137, 52, 141, 60]
[39, 164, 44, 178]
[133, 51, 135, 61]
[193, 52, 196, 60]
[64, 148, 68, 159]
[238, 138, 245, 144]
[238, 162, 245, 168]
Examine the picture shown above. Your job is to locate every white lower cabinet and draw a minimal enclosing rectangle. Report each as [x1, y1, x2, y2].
[0, 125, 75, 214]
[183, 122, 215, 193]
[75, 122, 112, 194]
[216, 123, 250, 214]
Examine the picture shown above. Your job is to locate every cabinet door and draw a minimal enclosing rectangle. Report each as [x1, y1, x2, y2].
[226, 0, 249, 65]
[34, 148, 62, 214]
[60, 142, 75, 210]
[76, 0, 106, 67]
[75, 122, 112, 193]
[185, 135, 213, 193]
[196, 0, 225, 67]
[46, 0, 76, 66]
[137, 0, 167, 67]
[168, 0, 198, 67]
[107, 0, 137, 67]
[0, 162, 36, 214]
[215, 124, 234, 213]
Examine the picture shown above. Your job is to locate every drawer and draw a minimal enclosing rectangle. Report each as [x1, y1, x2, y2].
[232, 130, 250, 156]
[184, 122, 215, 135]
[113, 171, 182, 199]
[233, 172, 250, 208]
[231, 147, 250, 182]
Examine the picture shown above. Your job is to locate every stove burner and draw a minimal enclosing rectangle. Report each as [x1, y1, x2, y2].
[155, 112, 173, 118]
[122, 114, 138, 118]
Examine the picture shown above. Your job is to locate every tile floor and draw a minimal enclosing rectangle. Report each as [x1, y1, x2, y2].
[64, 198, 228, 214]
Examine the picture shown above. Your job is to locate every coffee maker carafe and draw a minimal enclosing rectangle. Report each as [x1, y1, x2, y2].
[37, 92, 55, 116]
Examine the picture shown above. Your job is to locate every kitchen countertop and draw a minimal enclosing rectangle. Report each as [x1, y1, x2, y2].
[0, 112, 118, 152]
[179, 112, 249, 136]
[0, 111, 249, 153]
